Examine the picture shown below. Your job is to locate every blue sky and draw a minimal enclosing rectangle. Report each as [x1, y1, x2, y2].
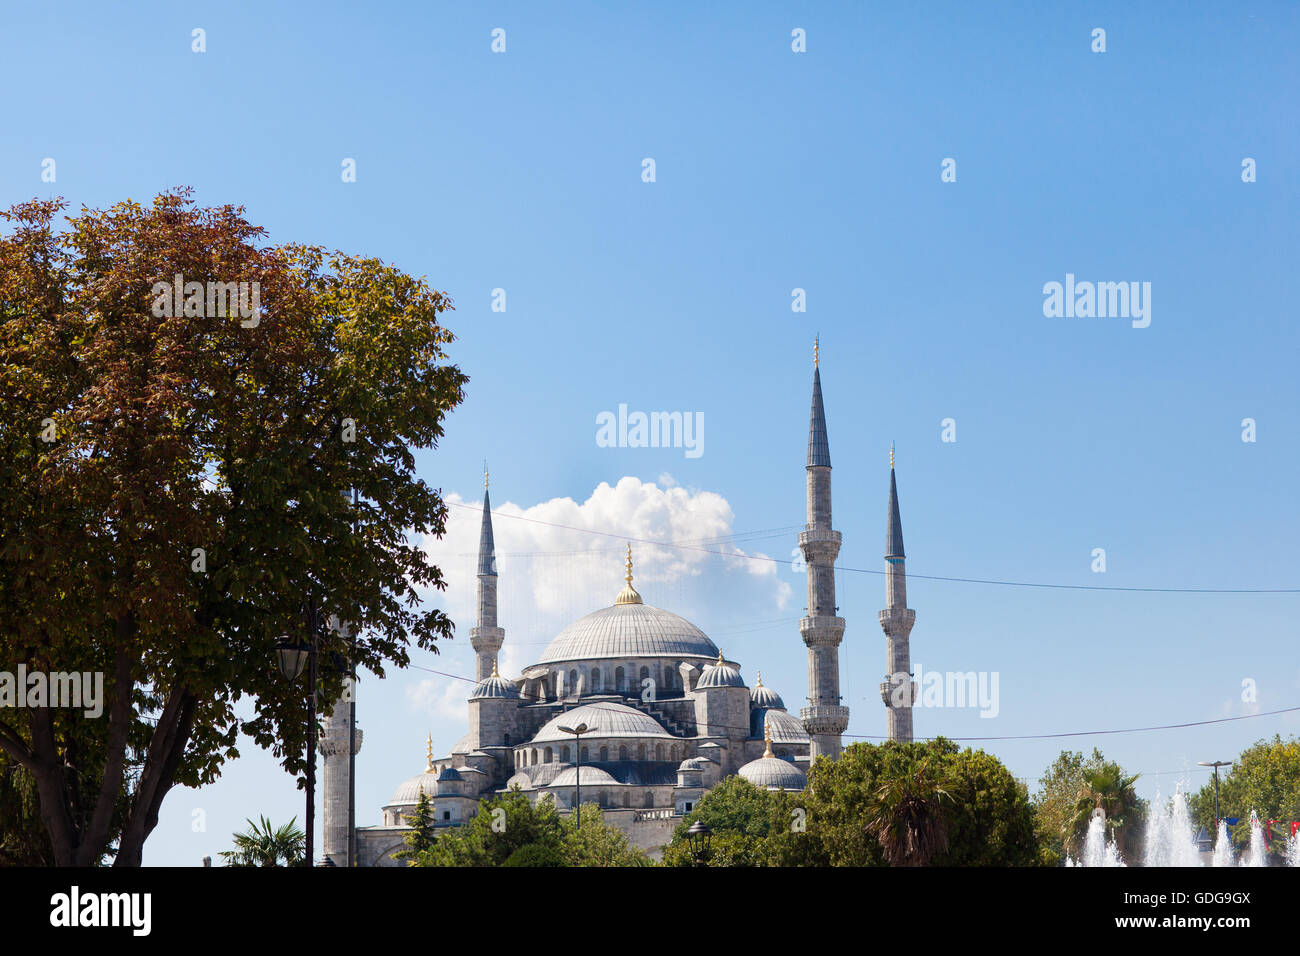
[2, 1, 1297, 864]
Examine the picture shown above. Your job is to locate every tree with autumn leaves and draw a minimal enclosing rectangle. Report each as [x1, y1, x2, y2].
[0, 191, 466, 865]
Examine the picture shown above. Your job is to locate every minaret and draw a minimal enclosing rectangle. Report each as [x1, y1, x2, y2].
[798, 338, 849, 759]
[321, 619, 363, 867]
[878, 444, 917, 742]
[470, 466, 504, 681]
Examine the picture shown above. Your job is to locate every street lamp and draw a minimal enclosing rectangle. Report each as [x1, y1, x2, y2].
[1198, 760, 1232, 828]
[556, 723, 597, 828]
[686, 820, 712, 867]
[275, 602, 326, 867]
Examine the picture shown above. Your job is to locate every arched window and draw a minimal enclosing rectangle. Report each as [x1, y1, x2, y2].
[639, 665, 650, 683]
[670, 744, 679, 761]
[568, 669, 578, 696]
[664, 665, 674, 690]
[656, 744, 665, 761]
[600, 747, 609, 761]
[637, 743, 646, 761]
[590, 668, 602, 692]
[549, 673, 558, 699]
[562, 745, 570, 762]
[618, 745, 628, 761]
[531, 749, 538, 766]
[622, 790, 631, 807]
[580, 746, 589, 761]
[615, 666, 625, 692]
[545, 747, 553, 763]
[644, 792, 654, 809]
[504, 733, 511, 745]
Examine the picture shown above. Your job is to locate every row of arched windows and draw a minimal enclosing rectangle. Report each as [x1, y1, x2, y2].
[512, 742, 684, 768]
[545, 663, 683, 699]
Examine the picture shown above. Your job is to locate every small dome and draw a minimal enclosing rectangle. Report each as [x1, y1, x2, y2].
[550, 765, 619, 788]
[749, 671, 785, 710]
[470, 660, 520, 699]
[752, 707, 810, 743]
[533, 702, 673, 743]
[506, 772, 534, 791]
[678, 757, 708, 772]
[697, 652, 744, 689]
[738, 756, 807, 792]
[436, 766, 462, 782]
[386, 773, 439, 807]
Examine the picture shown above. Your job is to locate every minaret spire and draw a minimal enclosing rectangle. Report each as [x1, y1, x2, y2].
[879, 449, 916, 742]
[798, 345, 848, 760]
[469, 469, 505, 681]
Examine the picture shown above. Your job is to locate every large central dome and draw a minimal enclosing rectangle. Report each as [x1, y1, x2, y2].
[536, 601, 719, 665]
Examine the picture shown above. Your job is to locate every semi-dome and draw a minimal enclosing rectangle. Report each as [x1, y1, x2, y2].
[738, 755, 807, 792]
[752, 707, 810, 743]
[550, 765, 620, 788]
[749, 671, 785, 710]
[532, 702, 673, 743]
[470, 659, 520, 699]
[697, 651, 744, 689]
[387, 772, 439, 807]
[536, 602, 718, 664]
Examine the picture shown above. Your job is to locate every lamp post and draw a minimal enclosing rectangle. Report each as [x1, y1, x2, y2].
[686, 820, 712, 867]
[275, 601, 325, 867]
[556, 723, 597, 828]
[1198, 760, 1232, 827]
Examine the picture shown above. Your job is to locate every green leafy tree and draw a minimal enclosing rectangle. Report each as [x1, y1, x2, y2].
[412, 789, 565, 867]
[1065, 762, 1141, 859]
[794, 739, 1035, 866]
[664, 739, 1035, 867]
[219, 815, 305, 867]
[1188, 735, 1300, 859]
[0, 192, 465, 865]
[410, 790, 652, 867]
[563, 804, 653, 867]
[393, 787, 435, 863]
[865, 756, 952, 866]
[661, 775, 797, 867]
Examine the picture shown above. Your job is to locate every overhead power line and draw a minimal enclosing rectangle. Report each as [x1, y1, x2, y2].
[447, 502, 1299, 594]
[405, 660, 1300, 745]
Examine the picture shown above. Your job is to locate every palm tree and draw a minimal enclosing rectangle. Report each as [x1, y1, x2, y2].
[864, 757, 953, 866]
[1066, 763, 1140, 858]
[219, 815, 306, 867]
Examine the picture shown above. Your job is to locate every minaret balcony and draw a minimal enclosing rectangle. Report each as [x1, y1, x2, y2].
[879, 677, 917, 708]
[799, 616, 845, 645]
[800, 705, 850, 735]
[798, 528, 841, 551]
[877, 608, 915, 633]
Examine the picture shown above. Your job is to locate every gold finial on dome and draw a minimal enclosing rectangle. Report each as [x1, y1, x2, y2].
[614, 544, 642, 605]
[890, 442, 895, 470]
[484, 461, 489, 489]
[763, 717, 774, 759]
[716, 650, 725, 666]
[491, 657, 500, 678]
[425, 732, 434, 773]
[755, 670, 763, 687]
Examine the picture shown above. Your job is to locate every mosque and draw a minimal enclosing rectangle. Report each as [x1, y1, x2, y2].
[319, 348, 918, 864]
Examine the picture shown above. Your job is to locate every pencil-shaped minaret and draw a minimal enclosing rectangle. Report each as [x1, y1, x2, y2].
[798, 339, 849, 759]
[879, 445, 916, 742]
[470, 466, 504, 681]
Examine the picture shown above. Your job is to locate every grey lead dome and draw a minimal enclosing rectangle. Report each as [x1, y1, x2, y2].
[536, 601, 720, 665]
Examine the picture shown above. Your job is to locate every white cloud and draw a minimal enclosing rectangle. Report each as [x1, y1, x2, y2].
[416, 475, 791, 678]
